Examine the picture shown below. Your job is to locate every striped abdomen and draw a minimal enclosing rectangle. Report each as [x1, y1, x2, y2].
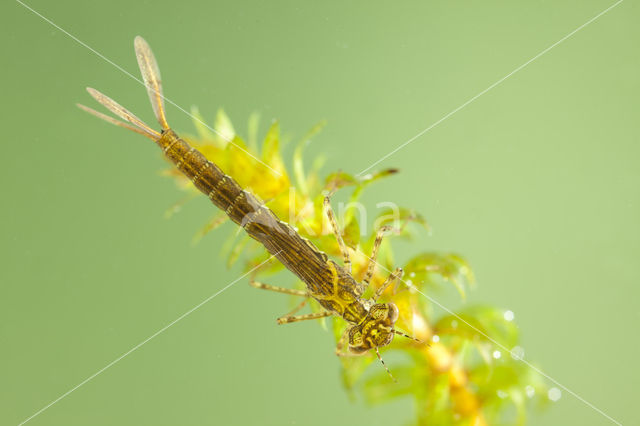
[156, 129, 339, 297]
[158, 129, 262, 226]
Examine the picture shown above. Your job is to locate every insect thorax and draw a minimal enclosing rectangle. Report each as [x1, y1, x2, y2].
[310, 268, 370, 324]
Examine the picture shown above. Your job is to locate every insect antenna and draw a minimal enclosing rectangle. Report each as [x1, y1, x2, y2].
[81, 87, 161, 141]
[375, 347, 397, 383]
[134, 36, 170, 130]
[394, 329, 430, 346]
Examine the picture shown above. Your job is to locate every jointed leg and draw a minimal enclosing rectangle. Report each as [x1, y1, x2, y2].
[250, 280, 308, 297]
[374, 267, 404, 301]
[335, 326, 366, 357]
[251, 279, 320, 324]
[324, 195, 352, 273]
[335, 327, 352, 357]
[282, 298, 308, 318]
[277, 310, 333, 325]
[362, 225, 396, 289]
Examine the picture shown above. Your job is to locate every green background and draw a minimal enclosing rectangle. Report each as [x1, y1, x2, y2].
[2, 1, 638, 425]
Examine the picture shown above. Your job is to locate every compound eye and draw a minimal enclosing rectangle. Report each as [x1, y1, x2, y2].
[349, 326, 363, 346]
[375, 329, 394, 347]
[349, 345, 369, 354]
[387, 303, 399, 323]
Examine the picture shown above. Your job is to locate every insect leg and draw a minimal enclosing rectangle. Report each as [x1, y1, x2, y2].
[373, 267, 404, 302]
[249, 280, 309, 297]
[362, 225, 396, 289]
[281, 298, 308, 318]
[250, 280, 328, 324]
[276, 311, 333, 325]
[335, 328, 367, 357]
[335, 327, 353, 357]
[323, 195, 352, 273]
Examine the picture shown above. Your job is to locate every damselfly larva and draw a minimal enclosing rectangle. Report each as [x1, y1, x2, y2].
[79, 37, 423, 380]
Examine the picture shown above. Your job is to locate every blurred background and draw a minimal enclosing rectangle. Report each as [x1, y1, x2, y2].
[1, 1, 638, 425]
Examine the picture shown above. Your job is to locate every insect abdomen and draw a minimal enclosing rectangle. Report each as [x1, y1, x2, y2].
[157, 129, 261, 226]
[156, 129, 337, 297]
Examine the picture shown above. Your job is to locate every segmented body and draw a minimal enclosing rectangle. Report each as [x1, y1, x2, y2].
[80, 37, 411, 370]
[158, 129, 368, 324]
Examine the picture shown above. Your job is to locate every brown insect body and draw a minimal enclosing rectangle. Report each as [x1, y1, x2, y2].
[159, 129, 373, 325]
[80, 37, 419, 376]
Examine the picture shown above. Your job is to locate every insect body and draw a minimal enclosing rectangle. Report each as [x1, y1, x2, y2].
[80, 37, 420, 377]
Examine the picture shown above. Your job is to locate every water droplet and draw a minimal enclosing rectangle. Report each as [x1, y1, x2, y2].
[409, 272, 416, 278]
[492, 350, 502, 359]
[451, 320, 458, 329]
[432, 334, 440, 343]
[525, 385, 535, 398]
[497, 390, 508, 399]
[510, 346, 525, 360]
[504, 310, 514, 321]
[548, 387, 562, 402]
[406, 279, 413, 286]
